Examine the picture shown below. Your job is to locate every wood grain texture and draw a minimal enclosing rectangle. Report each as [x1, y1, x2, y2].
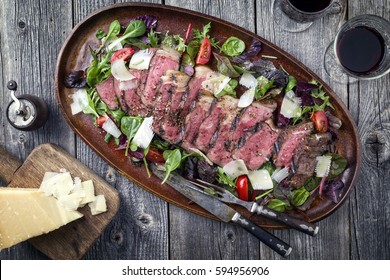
[0, 0, 74, 260]
[2, 144, 120, 259]
[348, 0, 390, 260]
[1, 0, 389, 260]
[0, 147, 22, 185]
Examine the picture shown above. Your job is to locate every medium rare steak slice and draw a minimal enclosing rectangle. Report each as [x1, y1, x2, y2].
[181, 94, 214, 151]
[194, 102, 222, 152]
[142, 47, 180, 108]
[232, 121, 280, 170]
[231, 100, 277, 146]
[152, 71, 175, 135]
[206, 96, 241, 167]
[95, 76, 118, 110]
[274, 121, 314, 168]
[157, 71, 191, 144]
[181, 66, 214, 117]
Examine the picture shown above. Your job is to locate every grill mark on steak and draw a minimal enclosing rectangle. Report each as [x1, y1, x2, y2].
[274, 121, 314, 168]
[142, 47, 180, 110]
[181, 66, 214, 118]
[232, 121, 281, 170]
[206, 96, 241, 167]
[181, 94, 215, 151]
[158, 71, 191, 144]
[152, 71, 175, 136]
[232, 100, 277, 144]
[194, 100, 223, 152]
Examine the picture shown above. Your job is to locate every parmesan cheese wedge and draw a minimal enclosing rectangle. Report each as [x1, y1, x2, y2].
[0, 188, 83, 250]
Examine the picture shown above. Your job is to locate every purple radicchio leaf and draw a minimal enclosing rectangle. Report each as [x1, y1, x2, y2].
[296, 81, 318, 93]
[231, 39, 262, 64]
[134, 15, 158, 31]
[243, 58, 276, 74]
[295, 82, 317, 106]
[277, 112, 291, 128]
[140, 35, 150, 44]
[324, 180, 345, 203]
[64, 70, 87, 88]
[263, 69, 289, 88]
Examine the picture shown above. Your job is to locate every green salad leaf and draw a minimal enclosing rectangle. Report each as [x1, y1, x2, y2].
[221, 36, 245, 57]
[108, 20, 146, 50]
[291, 187, 310, 207]
[120, 116, 143, 156]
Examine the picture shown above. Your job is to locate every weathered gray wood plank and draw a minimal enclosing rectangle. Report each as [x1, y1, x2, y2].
[0, 0, 74, 260]
[348, 0, 390, 260]
[72, 0, 169, 260]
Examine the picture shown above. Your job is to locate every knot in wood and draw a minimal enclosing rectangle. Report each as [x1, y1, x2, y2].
[363, 129, 390, 165]
[17, 133, 26, 144]
[136, 213, 153, 230]
[110, 230, 124, 245]
[224, 229, 236, 242]
[105, 167, 116, 183]
[18, 21, 26, 29]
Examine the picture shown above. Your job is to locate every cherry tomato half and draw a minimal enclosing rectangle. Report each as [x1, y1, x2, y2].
[196, 37, 211, 65]
[96, 115, 107, 127]
[311, 110, 328, 133]
[236, 175, 250, 201]
[145, 147, 165, 163]
[110, 47, 135, 63]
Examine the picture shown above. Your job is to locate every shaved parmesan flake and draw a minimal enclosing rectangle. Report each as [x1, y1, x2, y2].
[223, 159, 248, 179]
[280, 90, 302, 118]
[248, 169, 274, 190]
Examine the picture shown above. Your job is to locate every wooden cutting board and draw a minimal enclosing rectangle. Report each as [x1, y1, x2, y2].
[0, 143, 120, 259]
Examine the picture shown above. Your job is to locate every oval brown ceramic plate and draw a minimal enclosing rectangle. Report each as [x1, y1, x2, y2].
[55, 3, 361, 228]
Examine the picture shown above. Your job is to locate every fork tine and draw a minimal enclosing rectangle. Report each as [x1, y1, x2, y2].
[195, 179, 228, 192]
[185, 179, 224, 197]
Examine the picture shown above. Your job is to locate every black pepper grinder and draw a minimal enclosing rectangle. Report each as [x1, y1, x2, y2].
[6, 80, 49, 131]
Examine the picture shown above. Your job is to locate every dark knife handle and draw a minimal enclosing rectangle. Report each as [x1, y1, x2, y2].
[233, 213, 292, 258]
[252, 204, 319, 236]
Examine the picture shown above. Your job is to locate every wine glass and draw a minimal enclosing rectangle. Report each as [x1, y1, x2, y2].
[324, 14, 390, 84]
[272, 0, 344, 33]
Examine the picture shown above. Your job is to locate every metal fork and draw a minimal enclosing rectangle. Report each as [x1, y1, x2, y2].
[187, 178, 319, 236]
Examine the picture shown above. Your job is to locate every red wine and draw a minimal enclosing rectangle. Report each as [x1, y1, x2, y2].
[336, 26, 385, 74]
[288, 0, 332, 13]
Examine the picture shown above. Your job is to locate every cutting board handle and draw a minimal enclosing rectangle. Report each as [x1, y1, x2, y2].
[0, 146, 23, 185]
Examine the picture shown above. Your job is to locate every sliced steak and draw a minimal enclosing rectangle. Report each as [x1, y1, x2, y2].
[95, 76, 118, 110]
[152, 71, 175, 135]
[181, 94, 215, 151]
[181, 66, 214, 117]
[157, 71, 191, 144]
[194, 102, 222, 152]
[274, 121, 314, 168]
[231, 100, 277, 146]
[142, 47, 180, 109]
[232, 121, 281, 170]
[206, 96, 241, 167]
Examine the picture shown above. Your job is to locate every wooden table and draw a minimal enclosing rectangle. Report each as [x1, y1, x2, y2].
[1, 0, 389, 260]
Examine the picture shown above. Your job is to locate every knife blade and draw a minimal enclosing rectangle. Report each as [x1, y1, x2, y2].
[151, 165, 292, 257]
